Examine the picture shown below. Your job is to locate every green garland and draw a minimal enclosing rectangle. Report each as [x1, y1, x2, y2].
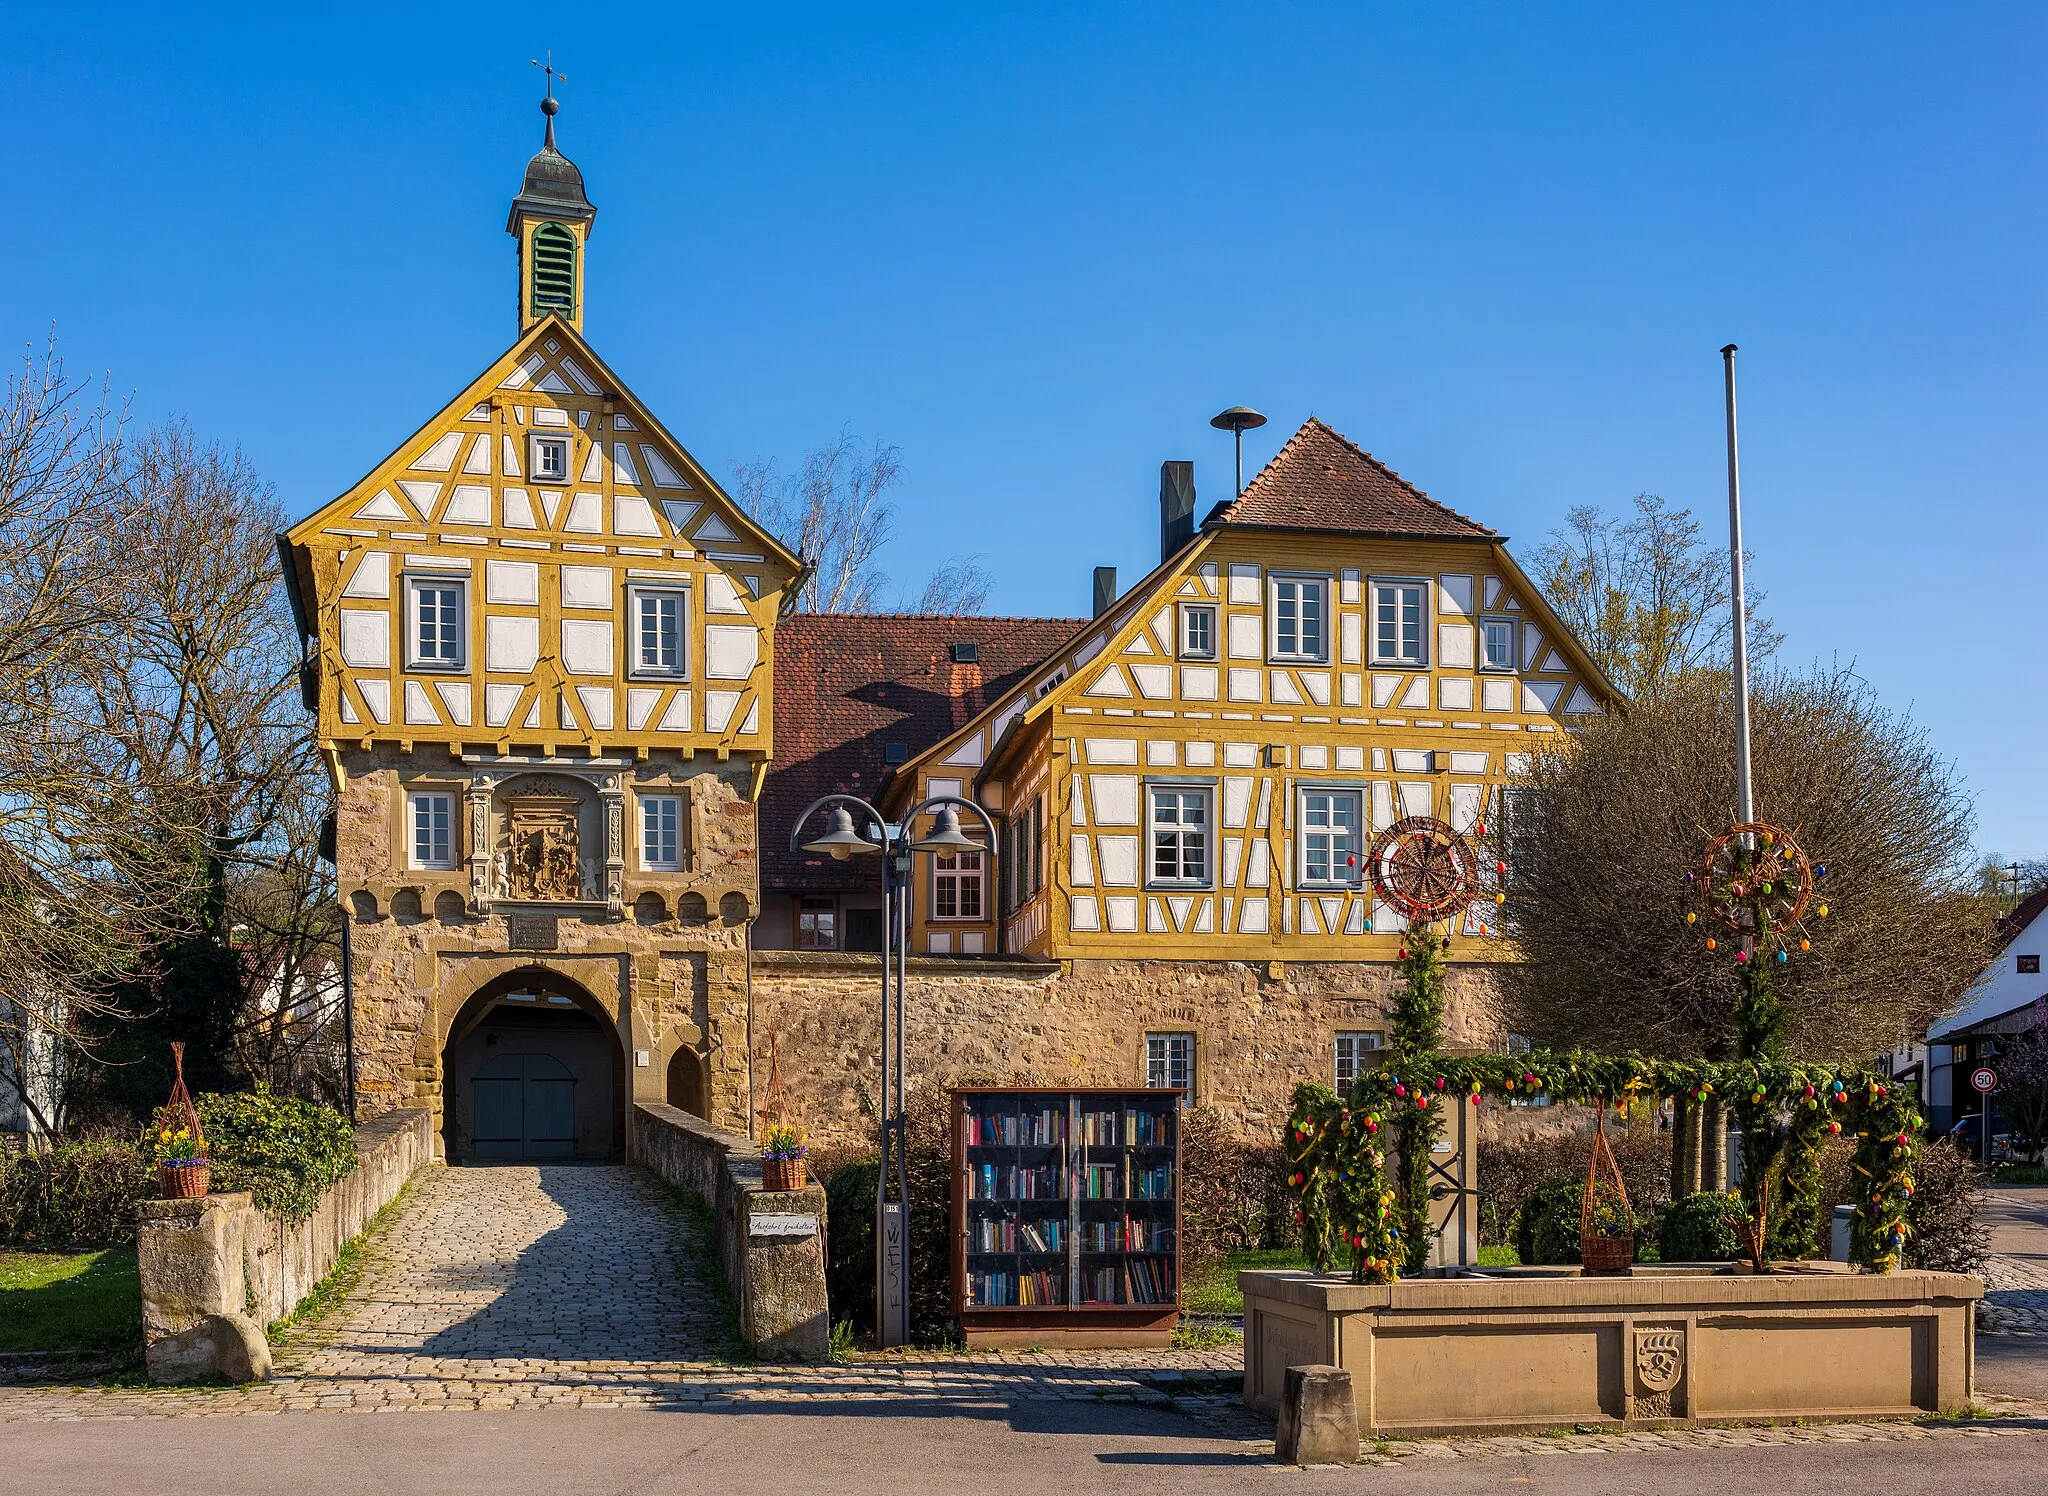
[1389, 929, 1447, 1273]
[1287, 1051, 1921, 1283]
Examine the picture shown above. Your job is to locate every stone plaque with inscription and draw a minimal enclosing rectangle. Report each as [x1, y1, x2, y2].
[507, 912, 560, 950]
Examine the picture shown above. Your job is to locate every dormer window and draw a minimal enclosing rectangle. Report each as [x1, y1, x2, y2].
[530, 434, 571, 485]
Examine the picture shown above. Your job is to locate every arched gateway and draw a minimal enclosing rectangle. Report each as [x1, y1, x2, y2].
[442, 971, 624, 1161]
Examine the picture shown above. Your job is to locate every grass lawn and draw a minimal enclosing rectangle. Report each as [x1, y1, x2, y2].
[0, 1246, 142, 1354]
[1186, 1244, 1525, 1315]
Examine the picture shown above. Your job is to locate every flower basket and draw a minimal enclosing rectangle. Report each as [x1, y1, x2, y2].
[1580, 1103, 1635, 1274]
[761, 1121, 807, 1192]
[159, 1160, 211, 1199]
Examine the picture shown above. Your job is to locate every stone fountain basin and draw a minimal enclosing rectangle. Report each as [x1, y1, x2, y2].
[1239, 1263, 1982, 1435]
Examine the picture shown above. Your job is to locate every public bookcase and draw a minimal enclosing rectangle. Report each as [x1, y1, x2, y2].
[950, 1086, 1181, 1348]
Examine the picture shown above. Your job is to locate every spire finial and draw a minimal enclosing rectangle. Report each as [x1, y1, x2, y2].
[532, 53, 565, 151]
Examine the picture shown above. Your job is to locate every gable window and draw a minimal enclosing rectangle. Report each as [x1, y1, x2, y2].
[1372, 580, 1428, 665]
[1146, 1032, 1195, 1099]
[629, 585, 688, 678]
[1480, 615, 1517, 672]
[1334, 1031, 1384, 1093]
[640, 795, 682, 871]
[529, 222, 577, 319]
[2022, 954, 2042, 975]
[530, 433, 571, 485]
[1148, 786, 1210, 887]
[1299, 788, 1362, 886]
[409, 792, 457, 870]
[1269, 575, 1328, 662]
[797, 896, 838, 951]
[932, 851, 985, 921]
[405, 574, 467, 670]
[1179, 603, 1217, 660]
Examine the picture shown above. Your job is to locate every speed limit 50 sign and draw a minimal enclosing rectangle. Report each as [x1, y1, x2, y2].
[1970, 1066, 1999, 1094]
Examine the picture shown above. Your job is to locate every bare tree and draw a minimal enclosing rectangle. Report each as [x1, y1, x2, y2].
[735, 431, 992, 615]
[1535, 494, 1781, 698]
[911, 554, 992, 615]
[1497, 665, 1993, 1065]
[68, 422, 339, 1114]
[0, 339, 147, 1133]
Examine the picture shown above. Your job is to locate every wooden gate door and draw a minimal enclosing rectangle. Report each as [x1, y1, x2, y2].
[470, 1052, 577, 1159]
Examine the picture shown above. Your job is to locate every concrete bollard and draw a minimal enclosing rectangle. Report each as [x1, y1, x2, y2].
[1274, 1364, 1358, 1465]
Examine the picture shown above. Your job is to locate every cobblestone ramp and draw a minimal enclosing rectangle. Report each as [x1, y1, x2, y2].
[283, 1163, 730, 1377]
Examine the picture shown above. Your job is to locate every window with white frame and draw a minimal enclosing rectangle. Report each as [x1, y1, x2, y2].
[409, 792, 457, 870]
[1372, 580, 1428, 665]
[406, 575, 467, 670]
[530, 433, 571, 484]
[1146, 1032, 1195, 1098]
[932, 850, 984, 920]
[1148, 786, 1210, 887]
[640, 795, 682, 870]
[1178, 603, 1217, 660]
[797, 895, 837, 951]
[1334, 1031, 1384, 1092]
[1299, 788, 1362, 886]
[1480, 615, 1517, 672]
[1269, 575, 1328, 662]
[629, 585, 688, 677]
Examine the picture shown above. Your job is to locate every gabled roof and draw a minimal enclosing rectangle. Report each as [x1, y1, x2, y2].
[763, 613, 1084, 890]
[1929, 897, 2048, 1042]
[283, 313, 797, 574]
[1210, 418, 1498, 540]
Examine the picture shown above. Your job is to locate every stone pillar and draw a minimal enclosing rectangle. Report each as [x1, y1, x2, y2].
[136, 1193, 274, 1384]
[601, 773, 626, 917]
[466, 772, 494, 913]
[1275, 1365, 1359, 1465]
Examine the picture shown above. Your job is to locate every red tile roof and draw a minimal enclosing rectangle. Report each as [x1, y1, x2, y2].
[1210, 418, 1498, 540]
[763, 613, 1085, 890]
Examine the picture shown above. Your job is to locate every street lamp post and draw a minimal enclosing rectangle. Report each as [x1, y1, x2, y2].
[791, 791, 996, 1348]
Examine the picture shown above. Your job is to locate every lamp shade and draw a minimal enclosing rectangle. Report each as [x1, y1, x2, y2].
[800, 805, 881, 861]
[912, 804, 984, 854]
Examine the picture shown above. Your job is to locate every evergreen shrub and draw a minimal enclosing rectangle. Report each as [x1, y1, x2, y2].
[1514, 1176, 1584, 1265]
[1659, 1191, 1744, 1262]
[196, 1089, 358, 1221]
[0, 1137, 154, 1249]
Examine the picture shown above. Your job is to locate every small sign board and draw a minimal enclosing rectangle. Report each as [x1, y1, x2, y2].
[749, 1212, 819, 1239]
[1971, 1067, 1999, 1094]
[507, 912, 560, 950]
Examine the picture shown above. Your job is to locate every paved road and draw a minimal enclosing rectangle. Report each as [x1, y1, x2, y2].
[1, 1403, 2042, 1496]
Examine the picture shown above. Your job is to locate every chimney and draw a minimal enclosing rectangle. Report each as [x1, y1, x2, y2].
[1093, 566, 1117, 618]
[1159, 460, 1196, 562]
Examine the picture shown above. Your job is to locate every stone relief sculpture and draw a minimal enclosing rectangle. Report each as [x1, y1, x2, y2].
[501, 778, 589, 902]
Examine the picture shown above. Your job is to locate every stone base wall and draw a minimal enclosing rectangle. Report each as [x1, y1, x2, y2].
[137, 1108, 434, 1383]
[337, 747, 761, 1139]
[751, 953, 1507, 1148]
[631, 1103, 829, 1361]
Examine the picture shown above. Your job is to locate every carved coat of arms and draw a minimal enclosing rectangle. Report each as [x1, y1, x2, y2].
[503, 780, 585, 902]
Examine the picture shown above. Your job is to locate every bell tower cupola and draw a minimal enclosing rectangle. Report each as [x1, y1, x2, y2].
[507, 63, 596, 334]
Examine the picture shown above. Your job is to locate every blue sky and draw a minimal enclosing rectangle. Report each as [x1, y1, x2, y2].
[11, 5, 2043, 861]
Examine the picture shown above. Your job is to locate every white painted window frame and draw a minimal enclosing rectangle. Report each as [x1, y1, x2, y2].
[528, 431, 573, 485]
[930, 850, 985, 922]
[639, 794, 683, 871]
[409, 791, 458, 870]
[1297, 785, 1364, 887]
[1146, 783, 1212, 890]
[1145, 1031, 1196, 1099]
[796, 895, 838, 951]
[1267, 572, 1331, 664]
[1479, 614, 1518, 673]
[1333, 1030, 1385, 1092]
[403, 571, 469, 672]
[1370, 576, 1430, 667]
[626, 582, 690, 680]
[1178, 602, 1218, 660]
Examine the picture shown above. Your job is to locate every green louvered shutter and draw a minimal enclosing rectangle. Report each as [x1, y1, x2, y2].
[530, 223, 577, 319]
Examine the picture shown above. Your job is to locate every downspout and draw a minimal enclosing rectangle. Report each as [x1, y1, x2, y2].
[340, 908, 357, 1124]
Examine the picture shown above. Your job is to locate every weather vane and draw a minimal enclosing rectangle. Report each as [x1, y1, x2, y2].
[532, 52, 566, 101]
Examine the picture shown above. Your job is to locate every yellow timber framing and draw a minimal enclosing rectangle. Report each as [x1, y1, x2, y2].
[883, 524, 1625, 963]
[281, 314, 798, 765]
